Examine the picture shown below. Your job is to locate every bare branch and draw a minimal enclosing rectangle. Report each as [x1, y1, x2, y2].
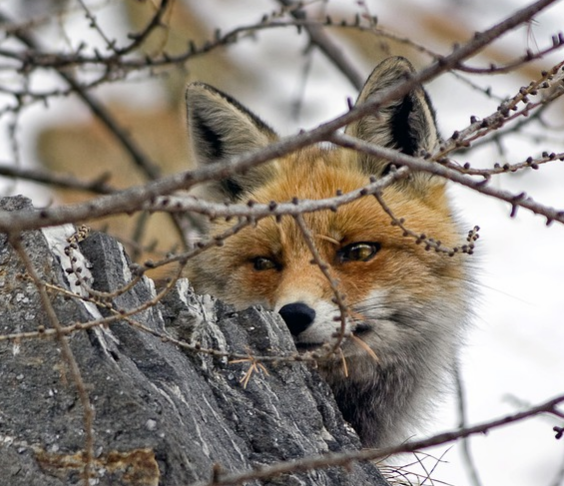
[331, 132, 564, 225]
[192, 394, 564, 486]
[9, 235, 95, 482]
[0, 163, 116, 194]
[276, 0, 365, 89]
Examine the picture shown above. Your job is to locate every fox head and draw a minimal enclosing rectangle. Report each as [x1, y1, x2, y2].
[184, 57, 471, 447]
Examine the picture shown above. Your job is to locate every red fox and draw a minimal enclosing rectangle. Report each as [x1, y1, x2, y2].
[184, 57, 471, 448]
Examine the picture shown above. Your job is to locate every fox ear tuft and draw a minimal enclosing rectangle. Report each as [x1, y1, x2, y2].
[185, 83, 278, 200]
[345, 57, 439, 185]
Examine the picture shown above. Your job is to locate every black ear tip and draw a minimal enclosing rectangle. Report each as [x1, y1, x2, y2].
[377, 56, 416, 75]
[185, 82, 210, 103]
[186, 81, 219, 93]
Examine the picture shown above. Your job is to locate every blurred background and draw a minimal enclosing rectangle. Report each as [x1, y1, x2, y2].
[0, 1, 563, 485]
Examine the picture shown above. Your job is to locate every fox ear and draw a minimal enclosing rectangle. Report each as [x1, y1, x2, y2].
[345, 57, 439, 187]
[185, 83, 279, 201]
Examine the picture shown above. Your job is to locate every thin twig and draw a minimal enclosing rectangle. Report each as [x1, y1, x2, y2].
[294, 214, 349, 356]
[114, 0, 171, 56]
[9, 235, 95, 484]
[193, 394, 564, 486]
[0, 163, 116, 194]
[330, 132, 564, 225]
[276, 0, 364, 89]
[454, 362, 484, 486]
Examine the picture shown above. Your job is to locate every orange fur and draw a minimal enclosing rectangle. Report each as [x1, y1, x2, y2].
[189, 147, 464, 314]
[184, 57, 473, 448]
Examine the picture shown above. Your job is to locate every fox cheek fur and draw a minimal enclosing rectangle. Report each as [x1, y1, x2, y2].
[184, 57, 472, 448]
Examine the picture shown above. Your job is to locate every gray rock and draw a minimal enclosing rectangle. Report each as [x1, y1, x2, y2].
[0, 196, 389, 486]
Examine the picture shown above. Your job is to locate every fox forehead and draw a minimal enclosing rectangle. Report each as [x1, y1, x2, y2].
[215, 147, 461, 279]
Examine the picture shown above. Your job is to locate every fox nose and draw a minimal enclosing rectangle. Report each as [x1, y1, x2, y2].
[278, 302, 316, 336]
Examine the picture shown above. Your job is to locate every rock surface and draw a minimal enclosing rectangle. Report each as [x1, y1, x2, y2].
[0, 196, 390, 486]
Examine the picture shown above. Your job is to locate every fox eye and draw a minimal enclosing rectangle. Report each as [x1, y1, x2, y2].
[252, 256, 278, 271]
[338, 242, 381, 263]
